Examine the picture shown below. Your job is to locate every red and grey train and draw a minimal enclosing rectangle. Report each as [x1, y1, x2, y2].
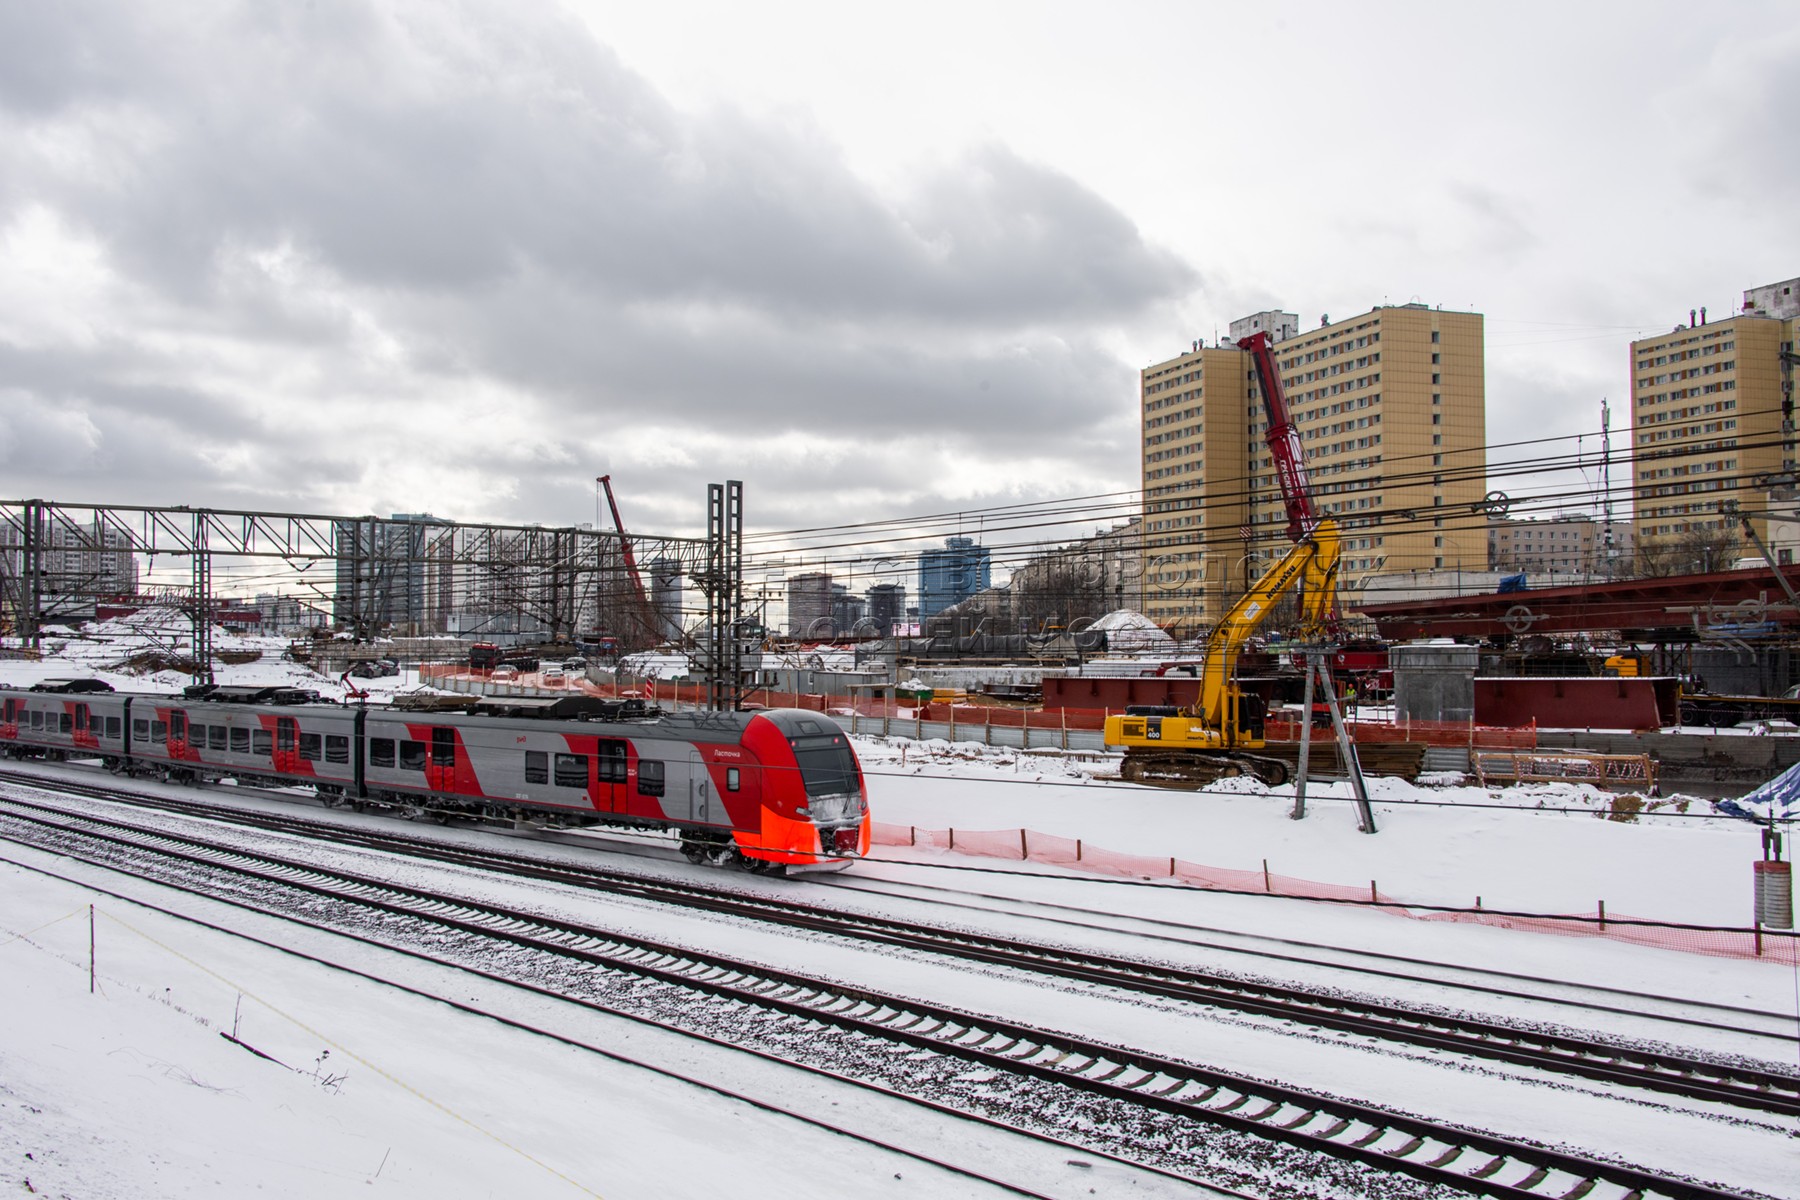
[0, 682, 871, 871]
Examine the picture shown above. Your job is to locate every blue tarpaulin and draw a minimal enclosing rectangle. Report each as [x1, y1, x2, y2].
[1718, 759, 1800, 822]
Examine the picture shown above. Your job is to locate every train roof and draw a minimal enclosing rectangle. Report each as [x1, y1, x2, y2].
[27, 678, 116, 693]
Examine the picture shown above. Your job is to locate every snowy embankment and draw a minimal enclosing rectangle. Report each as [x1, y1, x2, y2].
[855, 737, 1767, 927]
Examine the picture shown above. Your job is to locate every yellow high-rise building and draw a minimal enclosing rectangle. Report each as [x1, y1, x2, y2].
[1630, 279, 1799, 556]
[1139, 304, 1487, 635]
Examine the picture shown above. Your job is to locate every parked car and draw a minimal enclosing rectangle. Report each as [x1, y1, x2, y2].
[491, 665, 519, 681]
[561, 657, 587, 672]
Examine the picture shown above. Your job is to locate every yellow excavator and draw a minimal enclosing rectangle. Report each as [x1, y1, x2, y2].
[1106, 330, 1341, 787]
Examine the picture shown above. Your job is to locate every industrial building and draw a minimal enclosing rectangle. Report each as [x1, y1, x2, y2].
[1629, 277, 1799, 551]
[1140, 303, 1488, 632]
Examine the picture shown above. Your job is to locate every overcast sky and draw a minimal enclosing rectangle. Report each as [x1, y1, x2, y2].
[2, 0, 1796, 570]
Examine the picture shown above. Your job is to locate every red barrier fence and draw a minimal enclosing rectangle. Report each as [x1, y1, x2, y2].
[870, 821, 1798, 965]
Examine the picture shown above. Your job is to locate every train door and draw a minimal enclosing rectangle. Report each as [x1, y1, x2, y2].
[687, 749, 712, 825]
[592, 739, 626, 814]
[427, 727, 457, 793]
[167, 709, 189, 759]
[72, 703, 95, 750]
[273, 717, 301, 774]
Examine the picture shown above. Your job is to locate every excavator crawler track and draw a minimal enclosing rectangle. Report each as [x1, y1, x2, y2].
[1119, 750, 1290, 789]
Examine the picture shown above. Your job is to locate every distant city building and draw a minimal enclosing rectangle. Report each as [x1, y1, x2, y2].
[0, 512, 138, 626]
[1141, 303, 1488, 632]
[864, 582, 907, 635]
[1010, 519, 1144, 624]
[253, 592, 319, 634]
[830, 584, 866, 635]
[333, 513, 451, 636]
[786, 571, 834, 638]
[917, 537, 992, 620]
[1631, 277, 1799, 549]
[1487, 515, 1634, 578]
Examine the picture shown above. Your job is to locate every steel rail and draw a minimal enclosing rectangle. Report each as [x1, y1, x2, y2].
[0, 797, 1764, 1200]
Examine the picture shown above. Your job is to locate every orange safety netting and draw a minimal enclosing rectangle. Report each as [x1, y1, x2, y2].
[869, 821, 1800, 965]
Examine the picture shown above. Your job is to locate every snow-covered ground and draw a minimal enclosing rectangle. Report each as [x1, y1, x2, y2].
[3, 621, 1798, 1197]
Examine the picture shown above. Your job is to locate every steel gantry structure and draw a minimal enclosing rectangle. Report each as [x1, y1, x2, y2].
[0, 498, 713, 679]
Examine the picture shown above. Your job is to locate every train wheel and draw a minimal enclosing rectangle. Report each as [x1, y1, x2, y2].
[679, 842, 709, 865]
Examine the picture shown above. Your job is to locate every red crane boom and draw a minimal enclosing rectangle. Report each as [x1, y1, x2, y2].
[597, 475, 654, 638]
[1237, 330, 1319, 544]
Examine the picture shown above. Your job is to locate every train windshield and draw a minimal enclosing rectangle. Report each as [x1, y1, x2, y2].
[790, 734, 858, 797]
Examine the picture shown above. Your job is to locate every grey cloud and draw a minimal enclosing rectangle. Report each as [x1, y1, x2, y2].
[5, 1, 1193, 324]
[0, 0, 1187, 540]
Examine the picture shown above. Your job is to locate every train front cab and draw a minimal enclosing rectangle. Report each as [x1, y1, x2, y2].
[737, 710, 870, 868]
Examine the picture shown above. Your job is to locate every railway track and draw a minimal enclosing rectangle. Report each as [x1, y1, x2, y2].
[3, 765, 1797, 1123]
[0, 793, 1765, 1200]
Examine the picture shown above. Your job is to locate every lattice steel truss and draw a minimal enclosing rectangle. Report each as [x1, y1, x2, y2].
[696, 480, 747, 711]
[0, 498, 711, 677]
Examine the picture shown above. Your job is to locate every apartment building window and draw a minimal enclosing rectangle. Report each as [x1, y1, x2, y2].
[1431, 331, 1440, 343]
[1433, 434, 1442, 445]
[1431, 374, 1441, 384]
[1431, 353, 1440, 364]
[1431, 413, 1441, 424]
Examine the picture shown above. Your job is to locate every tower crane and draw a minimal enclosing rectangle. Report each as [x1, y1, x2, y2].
[1105, 331, 1341, 786]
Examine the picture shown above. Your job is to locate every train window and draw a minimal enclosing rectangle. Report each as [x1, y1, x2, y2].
[636, 759, 665, 798]
[299, 733, 322, 761]
[230, 727, 250, 753]
[133, 718, 148, 737]
[524, 751, 548, 784]
[399, 741, 427, 771]
[32, 711, 45, 730]
[554, 753, 589, 787]
[61, 713, 74, 734]
[105, 716, 121, 739]
[790, 735, 857, 797]
[595, 740, 627, 784]
[325, 735, 349, 764]
[369, 739, 395, 767]
[726, 767, 740, 792]
[253, 730, 272, 756]
[151, 720, 167, 744]
[209, 726, 228, 750]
